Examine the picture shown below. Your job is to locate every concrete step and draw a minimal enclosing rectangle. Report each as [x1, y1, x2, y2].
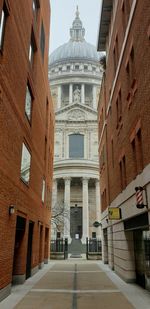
[69, 239, 86, 254]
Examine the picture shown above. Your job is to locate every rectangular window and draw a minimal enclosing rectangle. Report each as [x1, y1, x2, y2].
[29, 30, 36, 67]
[116, 98, 119, 127]
[111, 139, 114, 168]
[92, 232, 96, 239]
[0, 9, 5, 49]
[119, 156, 127, 190]
[126, 45, 136, 89]
[20, 143, 31, 184]
[122, 156, 127, 187]
[29, 42, 34, 65]
[113, 48, 117, 73]
[0, 2, 8, 50]
[137, 129, 143, 172]
[119, 161, 123, 190]
[40, 21, 45, 60]
[100, 145, 105, 170]
[101, 188, 107, 211]
[147, 24, 150, 39]
[42, 179, 45, 203]
[115, 35, 119, 63]
[113, 35, 119, 74]
[75, 65, 79, 70]
[118, 89, 122, 120]
[69, 134, 84, 158]
[57, 232, 61, 239]
[116, 90, 122, 128]
[121, 0, 132, 35]
[25, 85, 33, 122]
[33, 0, 39, 27]
[121, 1, 126, 36]
[131, 139, 137, 177]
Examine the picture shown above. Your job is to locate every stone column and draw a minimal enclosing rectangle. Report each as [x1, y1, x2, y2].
[81, 84, 85, 104]
[52, 179, 58, 207]
[82, 177, 89, 243]
[69, 83, 73, 104]
[51, 179, 58, 238]
[95, 179, 101, 239]
[57, 85, 61, 109]
[93, 85, 97, 109]
[64, 177, 71, 243]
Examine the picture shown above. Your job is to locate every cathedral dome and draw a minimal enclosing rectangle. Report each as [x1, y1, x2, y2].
[50, 41, 99, 65]
[49, 7, 99, 66]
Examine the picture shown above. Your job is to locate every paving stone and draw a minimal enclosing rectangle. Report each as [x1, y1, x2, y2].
[0, 260, 149, 309]
[15, 292, 72, 309]
[33, 272, 74, 290]
[77, 272, 118, 290]
[77, 292, 134, 309]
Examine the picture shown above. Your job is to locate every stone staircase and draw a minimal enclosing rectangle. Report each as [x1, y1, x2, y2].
[69, 238, 86, 257]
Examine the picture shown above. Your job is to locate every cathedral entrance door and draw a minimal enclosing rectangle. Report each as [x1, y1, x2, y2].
[70, 206, 82, 239]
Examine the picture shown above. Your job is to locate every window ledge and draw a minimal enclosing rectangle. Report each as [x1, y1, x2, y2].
[20, 177, 29, 188]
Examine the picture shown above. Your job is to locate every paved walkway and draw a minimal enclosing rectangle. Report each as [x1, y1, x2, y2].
[0, 260, 150, 309]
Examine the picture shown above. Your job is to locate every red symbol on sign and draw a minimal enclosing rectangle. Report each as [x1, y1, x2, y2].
[135, 186, 144, 208]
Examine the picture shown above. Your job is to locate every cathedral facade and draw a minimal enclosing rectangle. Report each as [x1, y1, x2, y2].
[49, 8, 102, 244]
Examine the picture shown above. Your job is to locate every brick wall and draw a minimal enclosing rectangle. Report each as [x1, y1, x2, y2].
[98, 0, 150, 210]
[0, 0, 54, 292]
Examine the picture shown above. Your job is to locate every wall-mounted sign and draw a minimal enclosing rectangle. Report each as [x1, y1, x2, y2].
[108, 208, 121, 220]
[93, 221, 101, 228]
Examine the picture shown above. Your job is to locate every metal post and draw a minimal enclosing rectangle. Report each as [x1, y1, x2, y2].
[86, 237, 88, 260]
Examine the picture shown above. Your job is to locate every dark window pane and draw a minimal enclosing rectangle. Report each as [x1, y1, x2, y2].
[69, 134, 84, 158]
[33, 0, 39, 28]
[0, 3, 8, 50]
[40, 22, 45, 60]
[25, 85, 32, 121]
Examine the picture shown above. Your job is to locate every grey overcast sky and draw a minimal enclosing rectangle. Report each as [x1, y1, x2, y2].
[49, 0, 102, 55]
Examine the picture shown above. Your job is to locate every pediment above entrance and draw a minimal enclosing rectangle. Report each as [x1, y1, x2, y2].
[67, 109, 86, 121]
[55, 103, 97, 122]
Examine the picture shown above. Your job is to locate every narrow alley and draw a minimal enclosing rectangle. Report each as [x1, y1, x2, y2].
[0, 259, 149, 309]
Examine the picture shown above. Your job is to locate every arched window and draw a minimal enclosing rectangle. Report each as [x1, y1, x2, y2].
[69, 134, 84, 158]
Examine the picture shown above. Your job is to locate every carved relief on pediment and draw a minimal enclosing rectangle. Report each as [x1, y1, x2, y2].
[67, 109, 86, 121]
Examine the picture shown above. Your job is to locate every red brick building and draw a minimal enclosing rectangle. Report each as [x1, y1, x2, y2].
[0, 0, 54, 300]
[97, 0, 150, 290]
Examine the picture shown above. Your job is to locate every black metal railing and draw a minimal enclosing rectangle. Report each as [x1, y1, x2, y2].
[86, 238, 102, 260]
[50, 238, 68, 260]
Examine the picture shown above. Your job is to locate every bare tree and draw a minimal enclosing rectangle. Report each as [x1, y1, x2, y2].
[50, 201, 69, 234]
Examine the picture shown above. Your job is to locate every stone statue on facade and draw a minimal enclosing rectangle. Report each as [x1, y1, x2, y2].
[73, 86, 81, 103]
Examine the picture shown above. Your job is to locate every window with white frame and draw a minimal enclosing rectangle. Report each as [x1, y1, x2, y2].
[0, 2, 8, 50]
[25, 85, 32, 121]
[29, 31, 36, 66]
[29, 41, 34, 65]
[20, 143, 31, 184]
[42, 179, 45, 203]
